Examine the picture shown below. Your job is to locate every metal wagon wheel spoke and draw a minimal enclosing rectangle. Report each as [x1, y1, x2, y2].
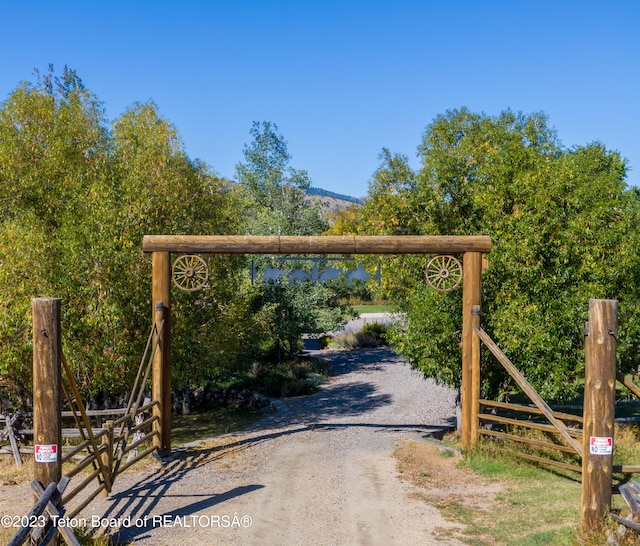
[425, 255, 462, 292]
[172, 255, 209, 292]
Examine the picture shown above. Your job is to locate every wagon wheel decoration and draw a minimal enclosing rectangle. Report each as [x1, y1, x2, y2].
[425, 255, 462, 292]
[172, 255, 209, 292]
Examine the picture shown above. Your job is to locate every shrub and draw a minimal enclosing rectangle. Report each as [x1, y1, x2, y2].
[329, 322, 389, 349]
[359, 322, 389, 345]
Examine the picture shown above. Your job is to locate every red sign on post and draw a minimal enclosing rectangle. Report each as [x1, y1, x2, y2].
[34, 444, 58, 463]
[589, 436, 613, 455]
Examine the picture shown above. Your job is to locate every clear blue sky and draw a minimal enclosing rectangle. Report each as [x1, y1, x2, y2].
[1, 1, 638, 197]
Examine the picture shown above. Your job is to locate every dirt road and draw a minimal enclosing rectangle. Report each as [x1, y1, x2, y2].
[3, 348, 467, 545]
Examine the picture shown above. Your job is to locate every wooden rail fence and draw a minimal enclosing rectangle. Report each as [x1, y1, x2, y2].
[7, 479, 80, 546]
[473, 319, 583, 466]
[7, 299, 163, 545]
[472, 299, 640, 534]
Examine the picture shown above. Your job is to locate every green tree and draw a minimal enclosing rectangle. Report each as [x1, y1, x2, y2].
[365, 109, 640, 400]
[0, 68, 250, 407]
[235, 122, 350, 357]
[354, 149, 423, 300]
[111, 102, 256, 408]
[359, 148, 418, 236]
[0, 66, 112, 404]
[236, 121, 328, 236]
[328, 204, 362, 235]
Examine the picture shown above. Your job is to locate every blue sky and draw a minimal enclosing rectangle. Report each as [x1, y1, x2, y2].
[1, 1, 638, 197]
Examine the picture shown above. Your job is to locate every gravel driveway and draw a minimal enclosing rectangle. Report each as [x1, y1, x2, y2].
[3, 347, 465, 545]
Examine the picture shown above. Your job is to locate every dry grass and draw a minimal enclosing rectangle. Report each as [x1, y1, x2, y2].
[395, 440, 502, 508]
[395, 435, 640, 545]
[394, 438, 582, 545]
[394, 440, 505, 544]
[0, 452, 35, 484]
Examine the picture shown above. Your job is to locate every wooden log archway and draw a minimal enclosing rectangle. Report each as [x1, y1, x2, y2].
[142, 235, 492, 455]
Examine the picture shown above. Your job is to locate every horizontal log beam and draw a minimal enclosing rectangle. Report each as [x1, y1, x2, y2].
[142, 235, 492, 255]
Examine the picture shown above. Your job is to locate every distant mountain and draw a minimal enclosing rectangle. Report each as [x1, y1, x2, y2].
[305, 186, 364, 215]
[307, 187, 365, 205]
[222, 179, 363, 215]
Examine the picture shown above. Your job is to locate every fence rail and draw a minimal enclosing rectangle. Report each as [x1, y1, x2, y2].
[478, 399, 584, 424]
[477, 398, 584, 472]
[7, 478, 80, 546]
[9, 388, 159, 544]
[8, 305, 164, 545]
[473, 324, 583, 457]
[475, 328, 640, 477]
[472, 300, 640, 534]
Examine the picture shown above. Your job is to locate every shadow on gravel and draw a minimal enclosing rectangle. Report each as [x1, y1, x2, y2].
[95, 437, 270, 543]
[312, 422, 455, 435]
[90, 416, 370, 540]
[317, 347, 402, 377]
[256, 380, 393, 429]
[97, 421, 454, 543]
[105, 481, 262, 543]
[89, 347, 454, 542]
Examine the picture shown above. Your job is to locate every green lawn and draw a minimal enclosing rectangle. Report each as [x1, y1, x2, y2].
[352, 304, 397, 314]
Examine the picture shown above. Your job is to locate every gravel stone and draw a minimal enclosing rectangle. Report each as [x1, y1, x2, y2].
[1, 347, 465, 545]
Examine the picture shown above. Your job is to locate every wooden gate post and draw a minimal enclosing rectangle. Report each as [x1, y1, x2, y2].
[32, 298, 62, 487]
[581, 298, 617, 534]
[152, 252, 171, 454]
[461, 252, 482, 451]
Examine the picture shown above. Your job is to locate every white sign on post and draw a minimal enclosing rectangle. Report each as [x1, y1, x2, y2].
[589, 436, 613, 455]
[34, 444, 58, 463]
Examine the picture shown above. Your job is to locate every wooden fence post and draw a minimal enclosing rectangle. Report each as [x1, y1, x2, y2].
[152, 301, 171, 455]
[471, 304, 481, 446]
[581, 298, 617, 534]
[101, 420, 113, 497]
[32, 298, 62, 488]
[5, 414, 23, 467]
[462, 252, 482, 451]
[151, 250, 171, 455]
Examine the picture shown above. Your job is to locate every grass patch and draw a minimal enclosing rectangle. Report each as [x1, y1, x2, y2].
[352, 304, 396, 314]
[464, 445, 582, 545]
[394, 437, 639, 545]
[0, 452, 32, 485]
[172, 405, 264, 447]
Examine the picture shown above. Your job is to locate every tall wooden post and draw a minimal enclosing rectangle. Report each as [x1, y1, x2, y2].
[461, 252, 482, 451]
[471, 304, 481, 445]
[581, 299, 617, 534]
[32, 298, 62, 487]
[152, 252, 171, 454]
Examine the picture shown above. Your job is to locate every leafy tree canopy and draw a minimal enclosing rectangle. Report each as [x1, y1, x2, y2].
[235, 121, 328, 236]
[362, 108, 640, 401]
[0, 67, 249, 406]
[235, 121, 351, 357]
